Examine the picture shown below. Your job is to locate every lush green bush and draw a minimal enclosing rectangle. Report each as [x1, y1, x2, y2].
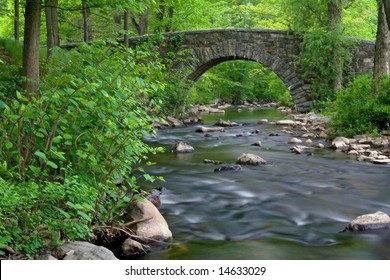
[329, 74, 390, 137]
[0, 41, 166, 257]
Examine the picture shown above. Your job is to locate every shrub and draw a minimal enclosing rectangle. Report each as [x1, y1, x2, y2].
[0, 41, 166, 257]
[329, 74, 390, 137]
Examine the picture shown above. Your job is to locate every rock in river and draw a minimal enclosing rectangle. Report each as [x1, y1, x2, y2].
[196, 126, 225, 133]
[172, 141, 194, 153]
[343, 211, 390, 232]
[125, 199, 172, 244]
[236, 153, 267, 165]
[214, 164, 242, 172]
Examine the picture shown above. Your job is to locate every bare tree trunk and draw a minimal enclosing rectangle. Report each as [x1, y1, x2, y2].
[165, 6, 174, 32]
[373, 0, 390, 92]
[130, 9, 148, 36]
[138, 11, 148, 36]
[23, 0, 42, 96]
[124, 9, 129, 48]
[14, 0, 20, 41]
[327, 0, 343, 91]
[45, 0, 59, 59]
[384, 0, 390, 30]
[82, 0, 93, 43]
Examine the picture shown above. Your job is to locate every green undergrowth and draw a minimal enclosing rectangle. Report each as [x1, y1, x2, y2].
[328, 74, 390, 137]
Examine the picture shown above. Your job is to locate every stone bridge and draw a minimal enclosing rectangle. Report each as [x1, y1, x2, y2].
[132, 28, 375, 112]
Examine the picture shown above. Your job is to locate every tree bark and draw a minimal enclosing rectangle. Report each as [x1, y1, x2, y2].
[130, 10, 148, 36]
[384, 0, 390, 30]
[124, 9, 129, 48]
[82, 0, 93, 43]
[45, 0, 59, 59]
[23, 0, 42, 96]
[14, 0, 20, 41]
[373, 0, 390, 91]
[327, 0, 343, 91]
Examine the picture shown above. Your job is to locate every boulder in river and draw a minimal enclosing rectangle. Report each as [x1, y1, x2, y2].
[236, 153, 267, 165]
[196, 126, 225, 133]
[125, 199, 172, 244]
[172, 141, 194, 153]
[343, 211, 390, 232]
[288, 137, 302, 144]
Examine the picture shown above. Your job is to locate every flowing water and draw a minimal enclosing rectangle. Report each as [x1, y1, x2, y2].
[139, 107, 390, 260]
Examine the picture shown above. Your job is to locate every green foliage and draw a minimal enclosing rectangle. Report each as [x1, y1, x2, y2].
[329, 74, 390, 137]
[189, 60, 292, 106]
[0, 176, 99, 258]
[1, 41, 164, 184]
[297, 30, 356, 109]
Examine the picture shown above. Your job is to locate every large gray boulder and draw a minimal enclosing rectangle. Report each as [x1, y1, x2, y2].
[343, 211, 390, 232]
[56, 241, 118, 260]
[125, 199, 172, 244]
[236, 153, 267, 165]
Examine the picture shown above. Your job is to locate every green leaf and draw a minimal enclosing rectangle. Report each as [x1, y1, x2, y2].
[46, 161, 58, 169]
[77, 211, 92, 222]
[5, 142, 13, 149]
[116, 76, 122, 88]
[56, 208, 71, 219]
[34, 151, 47, 161]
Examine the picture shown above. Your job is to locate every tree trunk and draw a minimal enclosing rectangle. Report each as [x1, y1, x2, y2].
[45, 0, 59, 59]
[23, 0, 42, 96]
[14, 0, 20, 41]
[124, 9, 129, 48]
[138, 10, 148, 36]
[131, 10, 148, 36]
[165, 6, 174, 32]
[384, 0, 390, 30]
[82, 0, 93, 43]
[373, 0, 390, 92]
[327, 0, 343, 91]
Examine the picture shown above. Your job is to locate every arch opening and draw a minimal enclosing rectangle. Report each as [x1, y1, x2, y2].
[187, 59, 293, 107]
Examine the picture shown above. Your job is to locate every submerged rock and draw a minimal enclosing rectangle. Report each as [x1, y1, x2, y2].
[214, 164, 242, 172]
[204, 159, 225, 165]
[343, 211, 390, 232]
[236, 153, 267, 165]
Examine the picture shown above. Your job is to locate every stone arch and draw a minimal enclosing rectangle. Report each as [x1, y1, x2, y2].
[185, 42, 313, 112]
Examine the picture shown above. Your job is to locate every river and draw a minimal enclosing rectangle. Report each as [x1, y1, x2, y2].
[139, 107, 390, 260]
